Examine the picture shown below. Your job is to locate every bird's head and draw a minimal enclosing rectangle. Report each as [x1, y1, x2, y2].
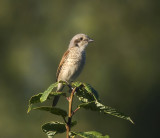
[69, 34, 93, 50]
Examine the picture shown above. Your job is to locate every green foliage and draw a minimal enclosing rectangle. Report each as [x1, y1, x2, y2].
[27, 90, 65, 113]
[27, 93, 43, 113]
[40, 82, 58, 102]
[71, 81, 99, 103]
[42, 121, 77, 137]
[33, 106, 67, 117]
[27, 81, 133, 137]
[70, 131, 109, 138]
[42, 122, 66, 136]
[78, 101, 134, 124]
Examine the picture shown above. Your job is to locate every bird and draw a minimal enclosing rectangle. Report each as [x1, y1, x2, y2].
[52, 33, 94, 106]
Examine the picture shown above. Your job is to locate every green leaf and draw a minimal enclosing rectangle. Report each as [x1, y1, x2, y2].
[78, 101, 134, 124]
[27, 91, 65, 113]
[27, 93, 43, 113]
[78, 101, 100, 111]
[76, 88, 95, 103]
[33, 106, 67, 117]
[71, 81, 83, 87]
[40, 82, 58, 103]
[50, 92, 66, 96]
[42, 121, 77, 137]
[83, 83, 99, 99]
[70, 131, 109, 138]
[42, 122, 66, 137]
[73, 82, 99, 103]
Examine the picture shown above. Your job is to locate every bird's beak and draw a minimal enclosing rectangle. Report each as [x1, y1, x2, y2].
[88, 38, 94, 42]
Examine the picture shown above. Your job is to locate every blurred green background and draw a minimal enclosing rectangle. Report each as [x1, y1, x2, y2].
[0, 0, 159, 138]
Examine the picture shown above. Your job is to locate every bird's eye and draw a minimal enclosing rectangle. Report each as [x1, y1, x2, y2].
[80, 37, 83, 40]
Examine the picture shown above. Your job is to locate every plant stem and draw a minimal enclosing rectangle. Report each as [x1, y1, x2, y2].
[71, 107, 80, 116]
[66, 87, 76, 138]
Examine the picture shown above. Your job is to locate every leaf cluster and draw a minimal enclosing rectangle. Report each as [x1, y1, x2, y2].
[27, 81, 133, 137]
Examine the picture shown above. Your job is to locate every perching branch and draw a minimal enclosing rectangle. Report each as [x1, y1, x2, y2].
[66, 87, 76, 138]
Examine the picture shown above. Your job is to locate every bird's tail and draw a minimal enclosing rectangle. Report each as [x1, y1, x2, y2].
[52, 96, 60, 107]
[52, 82, 64, 107]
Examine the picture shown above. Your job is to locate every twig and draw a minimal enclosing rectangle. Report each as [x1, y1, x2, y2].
[66, 87, 76, 138]
[71, 107, 80, 116]
[63, 116, 67, 124]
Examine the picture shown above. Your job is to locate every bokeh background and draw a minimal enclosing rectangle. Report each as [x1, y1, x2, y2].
[0, 0, 160, 138]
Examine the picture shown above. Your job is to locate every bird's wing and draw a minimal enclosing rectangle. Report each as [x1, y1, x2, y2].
[56, 49, 70, 81]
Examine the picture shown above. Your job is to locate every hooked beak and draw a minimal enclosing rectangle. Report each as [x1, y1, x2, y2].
[88, 38, 94, 42]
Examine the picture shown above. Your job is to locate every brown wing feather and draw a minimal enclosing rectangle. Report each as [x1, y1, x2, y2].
[56, 50, 69, 81]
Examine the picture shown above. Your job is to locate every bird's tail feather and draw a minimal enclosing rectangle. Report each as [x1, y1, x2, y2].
[52, 96, 60, 106]
[52, 82, 64, 107]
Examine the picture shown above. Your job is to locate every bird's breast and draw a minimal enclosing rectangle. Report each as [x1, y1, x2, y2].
[66, 50, 86, 80]
[68, 50, 86, 66]
[58, 48, 86, 82]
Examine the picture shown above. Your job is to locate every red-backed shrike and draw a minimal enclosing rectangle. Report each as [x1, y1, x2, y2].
[53, 34, 93, 106]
